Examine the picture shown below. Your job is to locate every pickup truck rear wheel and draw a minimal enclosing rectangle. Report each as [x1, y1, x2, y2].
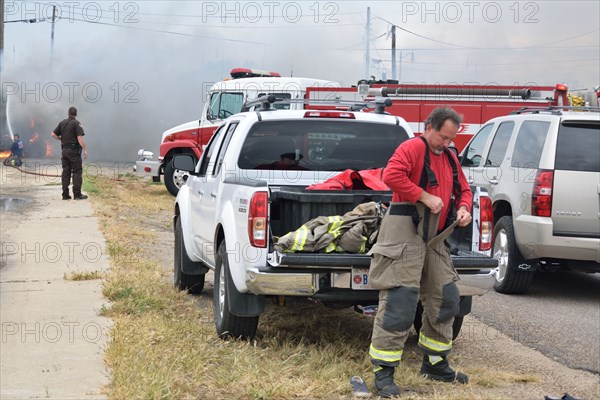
[413, 302, 463, 341]
[165, 157, 194, 197]
[174, 217, 205, 294]
[214, 242, 259, 339]
[493, 216, 535, 294]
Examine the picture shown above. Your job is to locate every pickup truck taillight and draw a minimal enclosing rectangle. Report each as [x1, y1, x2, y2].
[479, 195, 493, 251]
[532, 170, 554, 217]
[248, 191, 268, 248]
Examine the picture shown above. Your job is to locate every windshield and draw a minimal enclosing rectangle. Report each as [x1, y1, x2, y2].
[238, 120, 409, 171]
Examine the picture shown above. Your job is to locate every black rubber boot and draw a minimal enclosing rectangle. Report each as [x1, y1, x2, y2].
[374, 366, 401, 398]
[420, 354, 468, 384]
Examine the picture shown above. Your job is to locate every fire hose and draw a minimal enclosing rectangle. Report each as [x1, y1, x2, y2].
[2, 158, 125, 181]
[2, 157, 62, 177]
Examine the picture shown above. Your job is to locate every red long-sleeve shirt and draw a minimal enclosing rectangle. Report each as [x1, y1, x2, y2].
[383, 138, 472, 231]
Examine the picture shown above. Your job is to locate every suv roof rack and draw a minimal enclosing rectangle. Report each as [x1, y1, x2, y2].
[242, 95, 394, 114]
[510, 106, 600, 115]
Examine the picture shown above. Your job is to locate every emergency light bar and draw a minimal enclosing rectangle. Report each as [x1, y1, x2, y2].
[230, 68, 281, 79]
[304, 111, 355, 119]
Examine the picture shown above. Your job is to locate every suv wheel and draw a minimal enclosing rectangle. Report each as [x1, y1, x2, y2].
[213, 242, 259, 339]
[493, 216, 535, 294]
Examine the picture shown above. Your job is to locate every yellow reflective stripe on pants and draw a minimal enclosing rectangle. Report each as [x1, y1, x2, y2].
[369, 344, 403, 363]
[290, 225, 309, 252]
[419, 331, 452, 353]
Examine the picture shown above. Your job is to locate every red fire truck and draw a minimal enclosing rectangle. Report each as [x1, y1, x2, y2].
[305, 82, 582, 152]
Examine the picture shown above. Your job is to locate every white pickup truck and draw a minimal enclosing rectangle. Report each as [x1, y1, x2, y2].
[172, 99, 497, 339]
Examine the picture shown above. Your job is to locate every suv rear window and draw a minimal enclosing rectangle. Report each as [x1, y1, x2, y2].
[238, 120, 409, 170]
[555, 122, 600, 172]
[511, 121, 550, 168]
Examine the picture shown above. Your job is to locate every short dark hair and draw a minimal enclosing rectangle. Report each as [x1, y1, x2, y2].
[424, 107, 462, 131]
[68, 107, 77, 117]
[14, 134, 19, 139]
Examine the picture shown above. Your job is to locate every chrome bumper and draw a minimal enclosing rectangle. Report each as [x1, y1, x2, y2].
[245, 267, 496, 297]
[134, 159, 161, 177]
[456, 269, 496, 296]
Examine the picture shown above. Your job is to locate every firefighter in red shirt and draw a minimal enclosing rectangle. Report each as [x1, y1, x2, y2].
[367, 107, 472, 397]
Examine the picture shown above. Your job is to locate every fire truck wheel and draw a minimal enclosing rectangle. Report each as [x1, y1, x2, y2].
[493, 216, 535, 294]
[213, 242, 259, 340]
[165, 157, 195, 197]
[413, 301, 464, 341]
[174, 217, 205, 294]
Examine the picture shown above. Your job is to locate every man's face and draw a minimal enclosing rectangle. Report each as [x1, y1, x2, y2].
[13, 136, 19, 142]
[424, 120, 458, 155]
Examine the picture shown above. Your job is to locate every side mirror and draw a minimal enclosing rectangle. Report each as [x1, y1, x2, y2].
[172, 154, 196, 173]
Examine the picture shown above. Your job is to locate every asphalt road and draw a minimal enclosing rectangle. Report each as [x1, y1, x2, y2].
[472, 269, 600, 374]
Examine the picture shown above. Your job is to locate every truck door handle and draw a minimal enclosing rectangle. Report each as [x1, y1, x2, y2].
[468, 177, 474, 184]
[210, 192, 217, 198]
[489, 179, 499, 185]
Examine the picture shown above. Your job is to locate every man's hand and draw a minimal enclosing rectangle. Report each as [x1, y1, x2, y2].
[420, 192, 444, 214]
[83, 150, 88, 160]
[457, 206, 472, 227]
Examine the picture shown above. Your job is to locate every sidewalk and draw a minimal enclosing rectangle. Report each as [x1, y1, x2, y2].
[1, 161, 110, 399]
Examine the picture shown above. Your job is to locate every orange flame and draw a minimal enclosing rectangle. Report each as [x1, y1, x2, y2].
[29, 133, 40, 144]
[0, 151, 10, 159]
[45, 141, 54, 158]
[30, 117, 36, 129]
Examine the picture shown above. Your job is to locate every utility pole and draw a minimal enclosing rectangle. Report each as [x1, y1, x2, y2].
[391, 25, 396, 81]
[364, 7, 370, 80]
[1, 0, 5, 73]
[50, 5, 56, 75]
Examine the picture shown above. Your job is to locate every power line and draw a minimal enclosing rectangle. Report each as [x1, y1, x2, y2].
[371, 14, 600, 50]
[68, 17, 269, 45]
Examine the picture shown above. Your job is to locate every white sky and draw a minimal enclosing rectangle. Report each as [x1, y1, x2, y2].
[2, 0, 599, 160]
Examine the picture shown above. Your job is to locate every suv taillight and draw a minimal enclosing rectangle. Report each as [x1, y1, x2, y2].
[479, 195, 493, 251]
[248, 191, 268, 248]
[532, 170, 554, 217]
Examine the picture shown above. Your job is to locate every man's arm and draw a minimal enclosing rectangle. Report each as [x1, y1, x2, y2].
[77, 136, 88, 160]
[51, 131, 61, 141]
[454, 154, 473, 227]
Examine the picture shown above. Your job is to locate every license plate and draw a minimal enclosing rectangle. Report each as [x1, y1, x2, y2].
[351, 267, 372, 290]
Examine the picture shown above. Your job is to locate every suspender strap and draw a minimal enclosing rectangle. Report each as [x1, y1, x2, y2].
[415, 136, 461, 235]
[417, 136, 459, 197]
[418, 136, 439, 190]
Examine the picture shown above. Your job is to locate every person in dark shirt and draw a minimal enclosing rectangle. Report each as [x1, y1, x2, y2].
[10, 134, 24, 158]
[51, 107, 89, 200]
